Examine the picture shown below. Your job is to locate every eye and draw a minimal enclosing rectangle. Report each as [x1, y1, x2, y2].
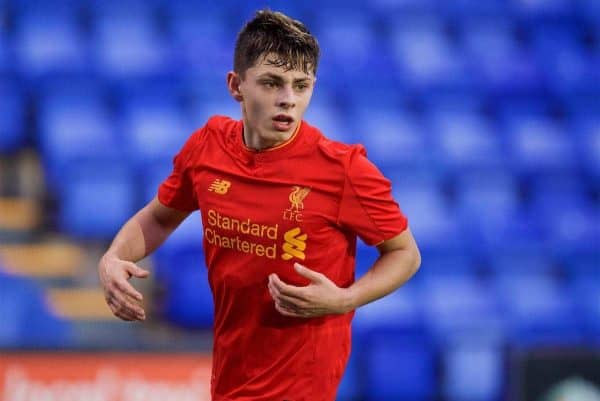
[295, 82, 309, 91]
[262, 81, 278, 88]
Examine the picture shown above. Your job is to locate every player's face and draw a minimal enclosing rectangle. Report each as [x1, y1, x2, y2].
[229, 54, 316, 149]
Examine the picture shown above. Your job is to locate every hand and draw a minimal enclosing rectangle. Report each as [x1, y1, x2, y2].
[267, 263, 354, 318]
[98, 254, 149, 321]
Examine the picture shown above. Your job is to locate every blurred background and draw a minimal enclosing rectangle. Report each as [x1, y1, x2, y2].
[0, 0, 598, 400]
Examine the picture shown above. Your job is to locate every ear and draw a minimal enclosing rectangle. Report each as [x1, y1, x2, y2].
[227, 71, 244, 102]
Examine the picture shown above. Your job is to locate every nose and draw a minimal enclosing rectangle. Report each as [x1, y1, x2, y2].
[276, 86, 296, 109]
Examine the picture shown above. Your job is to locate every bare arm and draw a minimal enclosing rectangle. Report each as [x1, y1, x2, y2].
[98, 197, 191, 321]
[346, 228, 421, 309]
[268, 228, 421, 318]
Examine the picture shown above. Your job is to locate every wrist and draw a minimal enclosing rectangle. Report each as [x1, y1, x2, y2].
[341, 286, 358, 313]
[100, 251, 123, 267]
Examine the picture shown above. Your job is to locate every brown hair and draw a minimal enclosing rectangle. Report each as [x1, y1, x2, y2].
[234, 9, 320, 77]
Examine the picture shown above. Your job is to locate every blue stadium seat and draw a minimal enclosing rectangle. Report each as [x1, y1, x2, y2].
[304, 95, 353, 143]
[367, 0, 438, 15]
[189, 98, 242, 129]
[353, 282, 424, 336]
[346, 80, 407, 112]
[0, 270, 31, 347]
[354, 243, 378, 277]
[154, 212, 204, 262]
[420, 91, 484, 112]
[455, 171, 519, 211]
[563, 93, 600, 119]
[488, 250, 556, 275]
[530, 23, 593, 94]
[563, 254, 599, 279]
[460, 18, 542, 93]
[427, 109, 505, 173]
[542, 201, 598, 260]
[11, 0, 86, 12]
[166, 5, 231, 76]
[364, 332, 436, 401]
[575, 0, 600, 22]
[495, 96, 552, 120]
[92, 12, 172, 79]
[0, 81, 26, 153]
[419, 250, 478, 276]
[455, 171, 521, 250]
[422, 275, 504, 342]
[88, 0, 155, 17]
[120, 96, 193, 173]
[569, 274, 600, 345]
[37, 83, 120, 190]
[455, 169, 544, 257]
[504, 114, 577, 176]
[442, 341, 504, 401]
[390, 16, 470, 91]
[313, 12, 380, 82]
[152, 214, 209, 330]
[436, 0, 509, 16]
[573, 115, 600, 179]
[529, 176, 598, 258]
[511, 0, 575, 18]
[529, 173, 590, 208]
[0, 270, 72, 348]
[0, 9, 12, 74]
[14, 11, 87, 77]
[155, 248, 213, 329]
[392, 180, 464, 253]
[336, 342, 362, 401]
[494, 273, 584, 347]
[355, 110, 431, 170]
[475, 209, 545, 259]
[58, 163, 136, 239]
[142, 164, 172, 205]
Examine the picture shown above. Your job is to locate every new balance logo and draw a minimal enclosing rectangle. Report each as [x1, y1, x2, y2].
[208, 179, 231, 195]
[281, 227, 307, 261]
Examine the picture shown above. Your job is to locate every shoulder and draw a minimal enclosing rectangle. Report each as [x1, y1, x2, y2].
[205, 115, 239, 133]
[304, 122, 384, 182]
[181, 115, 240, 152]
[175, 115, 237, 163]
[202, 115, 242, 150]
[305, 121, 367, 168]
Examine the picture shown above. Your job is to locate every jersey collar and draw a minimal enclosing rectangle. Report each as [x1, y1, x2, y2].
[235, 120, 305, 162]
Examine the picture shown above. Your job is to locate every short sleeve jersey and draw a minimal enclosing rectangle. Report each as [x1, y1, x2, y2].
[158, 116, 408, 401]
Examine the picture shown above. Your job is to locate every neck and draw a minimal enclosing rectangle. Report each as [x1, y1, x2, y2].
[242, 121, 299, 151]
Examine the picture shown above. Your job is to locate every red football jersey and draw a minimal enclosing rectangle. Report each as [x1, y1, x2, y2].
[158, 116, 408, 401]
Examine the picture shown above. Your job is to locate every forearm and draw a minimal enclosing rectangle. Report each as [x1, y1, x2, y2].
[346, 247, 421, 310]
[103, 205, 174, 263]
[103, 214, 147, 263]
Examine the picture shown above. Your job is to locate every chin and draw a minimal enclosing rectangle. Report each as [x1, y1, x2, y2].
[265, 125, 290, 136]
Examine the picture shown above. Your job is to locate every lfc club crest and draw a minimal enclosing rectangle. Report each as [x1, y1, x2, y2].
[283, 186, 310, 222]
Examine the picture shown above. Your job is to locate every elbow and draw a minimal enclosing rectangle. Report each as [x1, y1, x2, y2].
[410, 245, 422, 276]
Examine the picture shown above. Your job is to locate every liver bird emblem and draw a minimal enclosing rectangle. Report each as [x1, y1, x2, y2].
[288, 186, 311, 211]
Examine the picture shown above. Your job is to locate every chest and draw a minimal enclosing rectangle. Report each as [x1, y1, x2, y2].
[191, 151, 343, 229]
[186, 145, 355, 288]
[195, 168, 339, 231]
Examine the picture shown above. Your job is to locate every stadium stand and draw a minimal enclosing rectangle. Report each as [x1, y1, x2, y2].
[0, 80, 25, 152]
[0, 0, 598, 399]
[0, 268, 73, 348]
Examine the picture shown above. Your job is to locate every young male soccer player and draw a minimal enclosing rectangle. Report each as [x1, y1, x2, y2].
[98, 9, 421, 401]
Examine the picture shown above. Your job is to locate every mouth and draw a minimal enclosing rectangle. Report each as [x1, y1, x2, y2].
[272, 114, 295, 131]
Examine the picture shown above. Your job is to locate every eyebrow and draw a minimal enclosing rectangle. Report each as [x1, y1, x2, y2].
[257, 73, 311, 83]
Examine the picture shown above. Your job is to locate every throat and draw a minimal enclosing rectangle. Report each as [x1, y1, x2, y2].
[242, 124, 297, 151]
